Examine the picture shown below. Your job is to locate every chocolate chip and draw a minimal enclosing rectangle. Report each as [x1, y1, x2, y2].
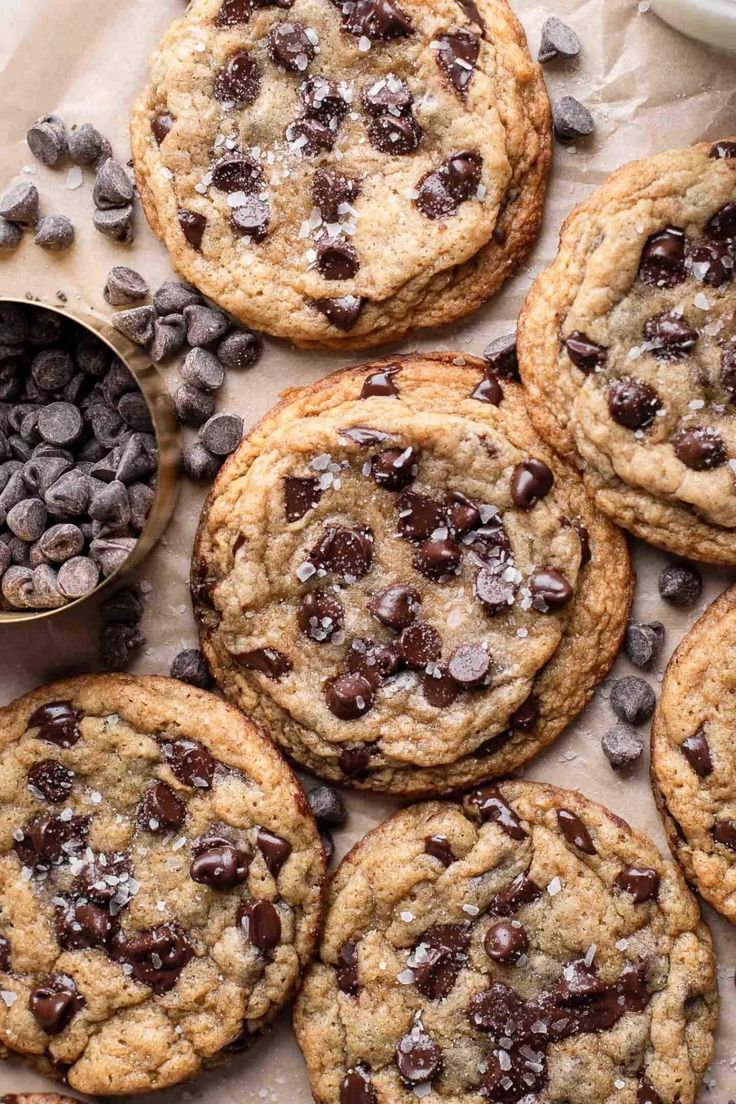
[28, 700, 81, 747]
[681, 729, 712, 777]
[113, 923, 193, 992]
[601, 720, 644, 769]
[94, 204, 134, 243]
[688, 239, 733, 287]
[150, 314, 187, 363]
[7, 498, 47, 541]
[447, 643, 489, 687]
[312, 168, 360, 222]
[338, 744, 372, 776]
[538, 16, 581, 62]
[710, 140, 736, 159]
[93, 159, 134, 209]
[563, 331, 607, 373]
[311, 295, 365, 331]
[26, 115, 68, 166]
[306, 525, 374, 580]
[308, 785, 347, 827]
[712, 821, 736, 850]
[183, 305, 229, 349]
[608, 376, 662, 429]
[200, 412, 243, 457]
[424, 835, 455, 865]
[321, 829, 335, 861]
[638, 227, 687, 287]
[336, 939, 359, 995]
[0, 217, 21, 251]
[411, 923, 470, 999]
[170, 648, 212, 689]
[370, 446, 415, 491]
[163, 738, 215, 790]
[103, 267, 149, 307]
[474, 562, 516, 614]
[370, 583, 420, 630]
[256, 827, 292, 877]
[239, 899, 281, 952]
[138, 780, 186, 832]
[416, 150, 482, 219]
[557, 808, 596, 854]
[286, 116, 339, 156]
[624, 620, 664, 669]
[237, 646, 293, 680]
[396, 1026, 442, 1086]
[211, 151, 261, 195]
[367, 113, 423, 155]
[484, 919, 528, 964]
[231, 195, 270, 242]
[178, 209, 207, 251]
[706, 202, 736, 241]
[414, 537, 462, 580]
[100, 621, 145, 669]
[99, 586, 143, 628]
[112, 305, 155, 347]
[340, 1063, 377, 1103]
[397, 491, 447, 541]
[637, 1080, 663, 1104]
[268, 20, 317, 70]
[658, 562, 701, 606]
[56, 556, 98, 599]
[317, 237, 360, 281]
[552, 95, 594, 141]
[29, 975, 83, 1034]
[284, 476, 322, 522]
[466, 785, 526, 837]
[399, 622, 441, 669]
[435, 30, 480, 96]
[643, 311, 698, 359]
[346, 639, 402, 688]
[191, 838, 250, 889]
[325, 673, 375, 720]
[483, 334, 518, 380]
[672, 425, 727, 470]
[490, 871, 541, 915]
[34, 214, 75, 251]
[182, 441, 222, 482]
[217, 329, 263, 371]
[28, 759, 74, 803]
[115, 433, 157, 484]
[69, 123, 112, 167]
[56, 899, 113, 950]
[615, 865, 660, 903]
[511, 457, 555, 509]
[15, 812, 89, 868]
[215, 50, 262, 104]
[173, 384, 216, 427]
[342, 0, 413, 39]
[297, 589, 343, 645]
[0, 181, 39, 225]
[529, 567, 573, 611]
[610, 676, 656, 725]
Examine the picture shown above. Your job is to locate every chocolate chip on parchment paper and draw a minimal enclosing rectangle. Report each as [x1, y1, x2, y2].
[26, 114, 68, 166]
[552, 96, 594, 142]
[93, 159, 135, 209]
[68, 123, 113, 167]
[658, 562, 702, 607]
[181, 441, 222, 481]
[308, 785, 347, 828]
[170, 649, 213, 689]
[93, 205, 135, 244]
[0, 217, 22, 251]
[0, 182, 40, 226]
[624, 620, 665, 668]
[538, 17, 581, 63]
[34, 214, 75, 251]
[601, 722, 644, 770]
[104, 267, 150, 306]
[609, 676, 656, 726]
[200, 412, 243, 456]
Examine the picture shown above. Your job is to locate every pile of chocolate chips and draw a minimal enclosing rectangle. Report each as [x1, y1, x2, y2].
[0, 301, 157, 612]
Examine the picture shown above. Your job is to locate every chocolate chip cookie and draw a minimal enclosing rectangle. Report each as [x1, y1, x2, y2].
[651, 583, 736, 922]
[130, 0, 550, 350]
[294, 780, 717, 1104]
[518, 138, 736, 564]
[192, 353, 632, 793]
[1, 1097, 79, 1104]
[0, 675, 325, 1095]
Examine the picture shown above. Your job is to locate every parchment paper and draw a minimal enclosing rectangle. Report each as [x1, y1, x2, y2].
[0, 0, 735, 1099]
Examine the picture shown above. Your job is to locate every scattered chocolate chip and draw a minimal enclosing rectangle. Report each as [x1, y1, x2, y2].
[658, 562, 701, 607]
[624, 620, 664, 669]
[112, 305, 155, 347]
[608, 376, 662, 429]
[552, 96, 594, 142]
[610, 676, 656, 725]
[29, 975, 83, 1035]
[93, 158, 134, 209]
[103, 267, 149, 306]
[190, 838, 249, 889]
[308, 784, 347, 827]
[435, 30, 479, 96]
[178, 209, 207, 251]
[150, 314, 187, 363]
[182, 440, 222, 482]
[529, 566, 574, 611]
[137, 781, 186, 832]
[396, 1026, 442, 1086]
[239, 899, 281, 952]
[325, 673, 375, 720]
[217, 329, 263, 371]
[564, 331, 607, 373]
[28, 759, 74, 803]
[298, 589, 344, 642]
[311, 295, 365, 331]
[370, 583, 421, 630]
[557, 808, 596, 854]
[601, 722, 644, 769]
[681, 729, 712, 777]
[0, 217, 21, 251]
[672, 424, 727, 470]
[511, 457, 554, 508]
[539, 16, 581, 62]
[199, 412, 243, 456]
[69, 123, 112, 167]
[484, 919, 528, 964]
[173, 384, 216, 427]
[26, 115, 68, 166]
[170, 648, 212, 689]
[236, 646, 293, 680]
[154, 281, 202, 315]
[483, 333, 518, 380]
[0, 181, 39, 226]
[93, 204, 134, 243]
[34, 214, 75, 251]
[615, 865, 660, 903]
[113, 923, 193, 991]
[215, 50, 262, 104]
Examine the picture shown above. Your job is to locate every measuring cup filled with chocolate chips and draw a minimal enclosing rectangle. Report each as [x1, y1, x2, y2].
[0, 297, 178, 621]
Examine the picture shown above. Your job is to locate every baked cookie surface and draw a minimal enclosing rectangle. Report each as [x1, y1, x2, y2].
[651, 584, 736, 922]
[193, 354, 632, 793]
[130, 0, 550, 349]
[518, 139, 736, 563]
[294, 781, 717, 1104]
[0, 675, 324, 1096]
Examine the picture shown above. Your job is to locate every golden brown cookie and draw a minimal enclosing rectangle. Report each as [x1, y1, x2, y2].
[294, 780, 717, 1104]
[130, 0, 550, 349]
[193, 353, 632, 793]
[0, 675, 325, 1095]
[651, 583, 736, 922]
[518, 138, 736, 563]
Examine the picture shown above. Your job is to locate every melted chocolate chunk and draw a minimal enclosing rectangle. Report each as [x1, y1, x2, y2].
[608, 376, 662, 429]
[341, 0, 413, 40]
[447, 492, 481, 535]
[284, 476, 323, 522]
[397, 491, 447, 541]
[137, 781, 186, 833]
[672, 425, 727, 471]
[340, 1066, 377, 1104]
[29, 975, 84, 1035]
[681, 729, 712, 776]
[414, 537, 462, 580]
[706, 202, 736, 240]
[311, 167, 357, 222]
[712, 820, 736, 850]
[338, 743, 373, 776]
[216, 0, 254, 25]
[311, 295, 365, 331]
[162, 738, 215, 790]
[301, 78, 348, 124]
[615, 865, 660, 903]
[396, 1025, 442, 1085]
[511, 458, 554, 509]
[361, 366, 400, 398]
[490, 871, 542, 915]
[178, 209, 207, 251]
[346, 638, 403, 688]
[466, 519, 512, 567]
[74, 852, 132, 906]
[370, 446, 416, 491]
[484, 919, 528, 964]
[267, 21, 316, 71]
[567, 517, 591, 566]
[511, 695, 539, 733]
[422, 665, 460, 708]
[151, 113, 174, 144]
[231, 195, 270, 241]
[410, 923, 470, 999]
[472, 730, 513, 759]
[212, 152, 261, 193]
[298, 590, 344, 642]
[483, 334, 518, 380]
[637, 1080, 663, 1104]
[363, 74, 413, 115]
[465, 786, 526, 838]
[564, 331, 608, 373]
[557, 808, 596, 854]
[237, 647, 293, 680]
[470, 373, 503, 405]
[0, 934, 9, 972]
[56, 899, 114, 951]
[15, 814, 89, 869]
[416, 150, 483, 219]
[643, 311, 698, 359]
[190, 837, 250, 889]
[435, 30, 480, 96]
[474, 562, 516, 614]
[639, 227, 687, 288]
[28, 759, 74, 803]
[367, 113, 422, 155]
[337, 939, 359, 995]
[113, 923, 194, 992]
[424, 835, 455, 865]
[28, 700, 81, 748]
[306, 526, 374, 580]
[399, 622, 442, 669]
[688, 239, 734, 287]
[455, 0, 485, 28]
[287, 117, 339, 156]
[325, 673, 375, 720]
[710, 140, 736, 159]
[256, 827, 292, 876]
[529, 567, 574, 612]
[317, 238, 360, 281]
[214, 51, 261, 105]
[238, 899, 282, 951]
[370, 583, 421, 630]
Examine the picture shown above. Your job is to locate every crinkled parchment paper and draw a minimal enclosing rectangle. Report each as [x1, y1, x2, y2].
[0, 0, 735, 1099]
